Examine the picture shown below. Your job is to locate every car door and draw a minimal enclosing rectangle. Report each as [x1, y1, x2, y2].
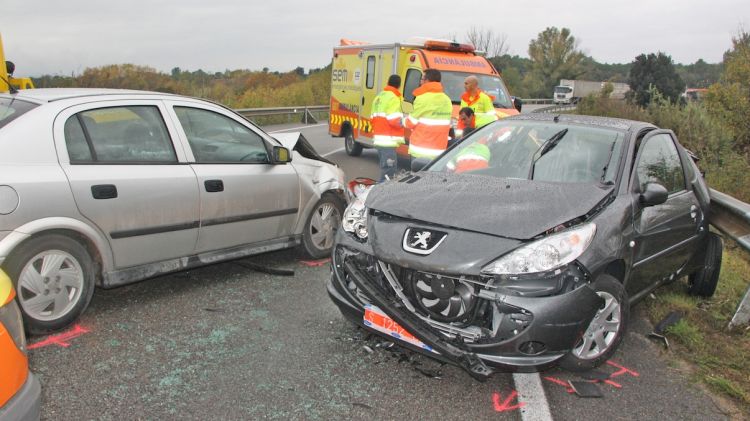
[55, 100, 200, 269]
[628, 131, 702, 297]
[165, 101, 301, 254]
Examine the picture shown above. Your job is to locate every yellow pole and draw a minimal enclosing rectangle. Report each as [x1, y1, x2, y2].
[0, 33, 10, 92]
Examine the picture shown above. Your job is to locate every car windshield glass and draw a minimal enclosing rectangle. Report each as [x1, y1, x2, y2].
[554, 86, 572, 93]
[428, 121, 625, 184]
[440, 71, 513, 109]
[0, 97, 38, 129]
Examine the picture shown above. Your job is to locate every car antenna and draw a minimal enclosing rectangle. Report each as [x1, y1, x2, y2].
[553, 115, 560, 123]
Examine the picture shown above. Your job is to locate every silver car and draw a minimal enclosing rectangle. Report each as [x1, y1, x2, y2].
[0, 88, 346, 333]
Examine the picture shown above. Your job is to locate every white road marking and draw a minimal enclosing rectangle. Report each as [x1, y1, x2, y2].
[268, 123, 327, 133]
[322, 147, 345, 157]
[513, 372, 554, 421]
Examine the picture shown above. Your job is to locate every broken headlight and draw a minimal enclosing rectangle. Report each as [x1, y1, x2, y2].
[482, 223, 596, 275]
[342, 183, 373, 240]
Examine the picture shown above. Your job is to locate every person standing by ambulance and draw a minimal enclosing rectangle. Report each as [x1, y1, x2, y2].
[370, 74, 405, 181]
[405, 69, 452, 170]
[457, 75, 498, 135]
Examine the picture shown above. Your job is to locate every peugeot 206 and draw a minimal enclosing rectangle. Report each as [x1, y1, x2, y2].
[328, 114, 721, 380]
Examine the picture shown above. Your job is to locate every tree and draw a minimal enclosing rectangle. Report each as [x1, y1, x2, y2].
[706, 29, 750, 153]
[627, 52, 685, 106]
[464, 26, 508, 58]
[527, 27, 585, 98]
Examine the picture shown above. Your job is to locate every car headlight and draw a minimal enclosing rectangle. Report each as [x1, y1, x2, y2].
[342, 186, 372, 240]
[482, 223, 596, 275]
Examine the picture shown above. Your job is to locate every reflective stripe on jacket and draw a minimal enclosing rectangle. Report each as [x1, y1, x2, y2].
[371, 86, 404, 148]
[454, 143, 490, 173]
[405, 82, 452, 159]
[459, 90, 498, 129]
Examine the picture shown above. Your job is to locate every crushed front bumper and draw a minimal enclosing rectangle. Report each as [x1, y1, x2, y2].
[327, 245, 603, 380]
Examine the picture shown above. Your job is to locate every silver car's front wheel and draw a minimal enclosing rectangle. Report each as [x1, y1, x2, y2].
[302, 194, 345, 259]
[7, 234, 96, 334]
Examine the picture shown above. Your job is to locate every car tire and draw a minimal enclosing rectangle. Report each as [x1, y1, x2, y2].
[559, 275, 629, 372]
[688, 232, 722, 297]
[5, 234, 96, 334]
[344, 130, 363, 157]
[302, 193, 345, 259]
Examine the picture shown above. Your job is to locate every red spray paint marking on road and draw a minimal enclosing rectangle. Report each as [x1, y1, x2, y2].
[27, 324, 90, 350]
[543, 376, 575, 393]
[298, 258, 331, 267]
[606, 360, 640, 377]
[492, 390, 526, 412]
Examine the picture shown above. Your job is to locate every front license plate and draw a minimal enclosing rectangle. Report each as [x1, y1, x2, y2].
[363, 304, 438, 354]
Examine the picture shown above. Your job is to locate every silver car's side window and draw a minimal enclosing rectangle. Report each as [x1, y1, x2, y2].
[635, 134, 686, 194]
[174, 107, 269, 164]
[65, 106, 177, 163]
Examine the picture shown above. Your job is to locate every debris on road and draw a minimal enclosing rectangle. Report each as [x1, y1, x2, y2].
[648, 310, 683, 348]
[569, 380, 604, 398]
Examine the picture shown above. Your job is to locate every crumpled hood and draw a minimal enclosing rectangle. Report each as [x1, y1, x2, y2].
[365, 172, 612, 240]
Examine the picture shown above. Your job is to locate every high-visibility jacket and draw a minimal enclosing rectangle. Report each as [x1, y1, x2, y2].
[458, 90, 498, 130]
[370, 86, 404, 148]
[453, 142, 491, 173]
[405, 82, 452, 159]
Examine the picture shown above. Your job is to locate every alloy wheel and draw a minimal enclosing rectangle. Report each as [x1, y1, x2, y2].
[571, 291, 621, 360]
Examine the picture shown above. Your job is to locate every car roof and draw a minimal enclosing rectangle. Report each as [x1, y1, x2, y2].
[508, 113, 655, 132]
[0, 88, 179, 104]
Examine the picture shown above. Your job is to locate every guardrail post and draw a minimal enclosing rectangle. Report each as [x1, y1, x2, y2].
[729, 289, 750, 328]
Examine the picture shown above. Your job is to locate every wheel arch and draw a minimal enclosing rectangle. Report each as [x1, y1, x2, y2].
[1, 217, 113, 284]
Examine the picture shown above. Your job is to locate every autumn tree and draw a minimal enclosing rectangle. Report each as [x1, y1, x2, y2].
[526, 27, 585, 97]
[464, 26, 509, 58]
[627, 52, 685, 106]
[706, 29, 750, 153]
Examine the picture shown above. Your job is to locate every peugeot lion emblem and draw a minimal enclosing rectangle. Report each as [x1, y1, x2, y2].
[403, 228, 448, 255]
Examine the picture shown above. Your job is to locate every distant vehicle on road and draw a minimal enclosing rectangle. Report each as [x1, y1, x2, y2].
[682, 88, 708, 102]
[329, 37, 521, 158]
[0, 88, 346, 333]
[329, 114, 721, 379]
[0, 268, 41, 420]
[554, 79, 630, 104]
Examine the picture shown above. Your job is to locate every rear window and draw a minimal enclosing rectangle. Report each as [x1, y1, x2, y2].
[0, 97, 39, 129]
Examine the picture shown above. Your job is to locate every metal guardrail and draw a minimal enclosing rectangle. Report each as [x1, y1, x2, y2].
[235, 105, 329, 125]
[519, 98, 554, 105]
[708, 189, 750, 328]
[531, 103, 578, 114]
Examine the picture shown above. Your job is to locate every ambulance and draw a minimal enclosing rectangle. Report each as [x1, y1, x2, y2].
[329, 37, 520, 157]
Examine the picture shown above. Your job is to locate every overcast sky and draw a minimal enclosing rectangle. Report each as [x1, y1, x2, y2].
[2, 0, 747, 76]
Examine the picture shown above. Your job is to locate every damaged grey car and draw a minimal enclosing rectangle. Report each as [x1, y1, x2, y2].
[328, 114, 721, 380]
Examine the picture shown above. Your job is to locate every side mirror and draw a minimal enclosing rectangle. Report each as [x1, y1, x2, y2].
[639, 183, 668, 207]
[512, 96, 523, 113]
[273, 146, 292, 164]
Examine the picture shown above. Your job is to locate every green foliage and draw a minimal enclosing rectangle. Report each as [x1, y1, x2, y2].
[628, 52, 685, 106]
[32, 63, 333, 109]
[527, 27, 585, 97]
[705, 30, 750, 154]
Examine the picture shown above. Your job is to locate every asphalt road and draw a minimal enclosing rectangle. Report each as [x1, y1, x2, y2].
[27, 119, 732, 420]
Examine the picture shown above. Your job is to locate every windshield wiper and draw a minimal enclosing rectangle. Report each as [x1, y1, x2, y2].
[599, 140, 617, 184]
[528, 128, 568, 179]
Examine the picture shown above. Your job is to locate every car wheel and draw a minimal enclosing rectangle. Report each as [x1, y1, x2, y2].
[302, 194, 345, 259]
[344, 130, 363, 157]
[6, 234, 96, 334]
[688, 232, 722, 297]
[559, 275, 629, 372]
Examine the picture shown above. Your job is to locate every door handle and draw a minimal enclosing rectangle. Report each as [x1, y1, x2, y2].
[204, 179, 224, 192]
[91, 184, 117, 199]
[362, 97, 365, 105]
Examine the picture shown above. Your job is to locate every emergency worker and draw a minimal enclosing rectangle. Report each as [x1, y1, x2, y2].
[458, 75, 498, 133]
[370, 74, 404, 181]
[405, 69, 452, 169]
[458, 107, 476, 138]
